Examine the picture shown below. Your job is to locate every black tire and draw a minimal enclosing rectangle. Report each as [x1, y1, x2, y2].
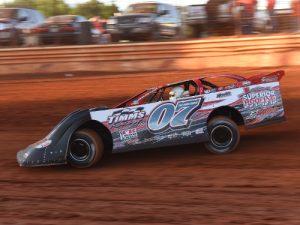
[149, 27, 160, 41]
[205, 116, 240, 154]
[111, 34, 120, 43]
[68, 129, 104, 168]
[78, 22, 92, 45]
[10, 29, 20, 46]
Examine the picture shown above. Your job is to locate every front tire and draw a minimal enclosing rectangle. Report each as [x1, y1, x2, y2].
[205, 116, 240, 154]
[68, 129, 104, 168]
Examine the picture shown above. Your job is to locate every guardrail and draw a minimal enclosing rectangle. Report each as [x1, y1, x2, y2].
[1, 34, 300, 76]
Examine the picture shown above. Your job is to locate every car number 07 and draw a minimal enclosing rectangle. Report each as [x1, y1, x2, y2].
[147, 98, 204, 133]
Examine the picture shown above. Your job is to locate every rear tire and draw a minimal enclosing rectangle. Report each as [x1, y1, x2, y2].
[150, 28, 160, 41]
[10, 29, 20, 46]
[68, 129, 104, 168]
[205, 116, 240, 154]
[111, 34, 120, 43]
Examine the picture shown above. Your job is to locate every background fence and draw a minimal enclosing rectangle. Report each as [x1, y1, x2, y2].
[0, 34, 300, 76]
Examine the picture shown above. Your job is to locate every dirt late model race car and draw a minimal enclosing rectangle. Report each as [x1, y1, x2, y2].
[17, 70, 286, 168]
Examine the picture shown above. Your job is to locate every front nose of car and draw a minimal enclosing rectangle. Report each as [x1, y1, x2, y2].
[16, 146, 46, 167]
[17, 149, 28, 166]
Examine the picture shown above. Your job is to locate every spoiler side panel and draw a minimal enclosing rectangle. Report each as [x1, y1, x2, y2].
[240, 81, 285, 128]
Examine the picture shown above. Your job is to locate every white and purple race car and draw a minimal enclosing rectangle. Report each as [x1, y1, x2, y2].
[17, 70, 286, 168]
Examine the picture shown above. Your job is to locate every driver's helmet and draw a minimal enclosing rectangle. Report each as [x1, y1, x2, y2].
[169, 86, 185, 100]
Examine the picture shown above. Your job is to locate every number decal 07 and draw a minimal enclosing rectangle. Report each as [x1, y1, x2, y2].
[148, 97, 203, 133]
[147, 103, 175, 132]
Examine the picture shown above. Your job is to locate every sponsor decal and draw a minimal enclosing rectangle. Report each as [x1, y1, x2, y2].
[225, 84, 236, 89]
[195, 128, 205, 134]
[247, 110, 257, 120]
[205, 88, 217, 94]
[119, 128, 138, 141]
[168, 133, 178, 139]
[242, 89, 277, 109]
[132, 100, 139, 105]
[182, 131, 192, 137]
[147, 97, 204, 133]
[108, 107, 146, 128]
[241, 81, 251, 86]
[216, 91, 231, 98]
[257, 107, 278, 116]
[262, 76, 278, 83]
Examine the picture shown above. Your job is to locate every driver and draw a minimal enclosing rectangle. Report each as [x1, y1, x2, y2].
[169, 86, 186, 100]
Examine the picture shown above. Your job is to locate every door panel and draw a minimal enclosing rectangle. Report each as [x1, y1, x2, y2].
[90, 95, 208, 153]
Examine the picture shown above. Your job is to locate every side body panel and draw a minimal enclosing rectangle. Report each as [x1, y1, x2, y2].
[91, 95, 209, 153]
[240, 81, 285, 127]
[91, 81, 284, 154]
[17, 77, 285, 167]
[202, 81, 285, 127]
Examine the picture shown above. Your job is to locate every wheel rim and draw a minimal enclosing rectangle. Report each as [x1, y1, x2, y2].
[69, 138, 91, 161]
[211, 125, 233, 148]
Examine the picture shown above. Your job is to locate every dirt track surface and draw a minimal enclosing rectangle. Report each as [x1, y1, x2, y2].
[0, 67, 299, 225]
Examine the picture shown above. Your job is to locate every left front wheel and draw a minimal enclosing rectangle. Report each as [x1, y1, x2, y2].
[68, 129, 104, 168]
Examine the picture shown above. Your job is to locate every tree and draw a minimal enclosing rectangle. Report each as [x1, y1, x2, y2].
[99, 3, 118, 19]
[3, 0, 71, 17]
[36, 0, 70, 17]
[3, 0, 37, 8]
[2, 0, 118, 19]
[72, 0, 118, 19]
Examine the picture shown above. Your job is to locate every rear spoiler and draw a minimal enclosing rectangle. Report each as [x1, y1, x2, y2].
[248, 70, 284, 84]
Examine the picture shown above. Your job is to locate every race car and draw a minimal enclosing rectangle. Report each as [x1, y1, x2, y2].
[17, 70, 286, 168]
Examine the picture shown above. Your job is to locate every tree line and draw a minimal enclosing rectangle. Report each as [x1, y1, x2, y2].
[1, 0, 119, 18]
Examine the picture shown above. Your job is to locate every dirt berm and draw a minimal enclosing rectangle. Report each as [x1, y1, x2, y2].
[0, 66, 299, 224]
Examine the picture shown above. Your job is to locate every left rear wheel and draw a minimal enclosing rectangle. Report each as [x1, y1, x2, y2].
[68, 129, 104, 168]
[205, 116, 240, 154]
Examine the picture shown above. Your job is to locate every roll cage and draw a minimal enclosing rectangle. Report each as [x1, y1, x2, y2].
[115, 71, 284, 108]
[116, 79, 200, 108]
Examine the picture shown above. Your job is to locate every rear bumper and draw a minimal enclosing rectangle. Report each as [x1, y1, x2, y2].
[39, 32, 79, 43]
[185, 19, 206, 25]
[0, 31, 12, 42]
[107, 25, 153, 37]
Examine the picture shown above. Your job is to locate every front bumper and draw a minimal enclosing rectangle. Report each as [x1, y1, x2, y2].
[17, 109, 93, 168]
[107, 25, 152, 36]
[17, 141, 66, 167]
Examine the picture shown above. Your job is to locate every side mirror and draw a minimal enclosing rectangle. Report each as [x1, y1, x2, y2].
[19, 16, 28, 22]
[158, 10, 168, 16]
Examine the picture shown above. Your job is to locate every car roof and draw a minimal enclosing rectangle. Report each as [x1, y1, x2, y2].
[48, 15, 78, 19]
[149, 74, 246, 89]
[199, 74, 247, 82]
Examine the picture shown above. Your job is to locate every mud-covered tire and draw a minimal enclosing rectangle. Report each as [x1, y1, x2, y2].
[68, 129, 104, 168]
[205, 116, 240, 154]
[111, 34, 120, 43]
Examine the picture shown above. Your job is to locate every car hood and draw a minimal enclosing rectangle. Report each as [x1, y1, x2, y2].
[114, 13, 155, 19]
[46, 20, 77, 24]
[0, 18, 15, 23]
[0, 18, 14, 30]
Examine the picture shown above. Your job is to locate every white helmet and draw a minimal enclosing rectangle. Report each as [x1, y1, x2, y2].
[169, 86, 185, 100]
